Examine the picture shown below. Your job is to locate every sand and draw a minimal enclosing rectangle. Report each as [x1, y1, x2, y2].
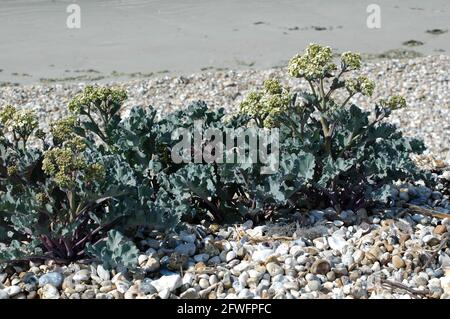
[0, 0, 449, 85]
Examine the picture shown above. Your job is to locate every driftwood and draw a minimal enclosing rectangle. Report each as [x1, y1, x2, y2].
[380, 278, 430, 299]
[405, 204, 450, 219]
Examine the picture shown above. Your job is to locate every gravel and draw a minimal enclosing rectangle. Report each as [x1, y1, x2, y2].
[0, 55, 449, 299]
[0, 181, 449, 299]
[0, 55, 449, 160]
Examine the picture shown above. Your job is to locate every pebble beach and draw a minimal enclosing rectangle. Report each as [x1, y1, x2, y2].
[1, 54, 450, 299]
[1, 55, 449, 160]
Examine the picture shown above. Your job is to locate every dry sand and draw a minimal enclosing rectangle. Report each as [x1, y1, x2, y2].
[0, 0, 449, 85]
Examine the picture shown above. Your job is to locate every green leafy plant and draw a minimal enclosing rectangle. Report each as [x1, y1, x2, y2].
[86, 229, 139, 270]
[237, 43, 430, 212]
[0, 44, 433, 266]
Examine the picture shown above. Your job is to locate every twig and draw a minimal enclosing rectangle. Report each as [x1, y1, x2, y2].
[380, 279, 430, 298]
[247, 235, 294, 243]
[405, 204, 450, 219]
[421, 234, 449, 270]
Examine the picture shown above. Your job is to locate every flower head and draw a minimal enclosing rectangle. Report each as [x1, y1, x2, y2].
[68, 85, 127, 114]
[345, 75, 375, 97]
[381, 95, 407, 110]
[50, 116, 77, 145]
[240, 79, 291, 127]
[6, 165, 17, 177]
[341, 52, 362, 70]
[288, 43, 337, 80]
[42, 136, 95, 189]
[35, 193, 49, 205]
[0, 105, 38, 141]
[0, 105, 16, 124]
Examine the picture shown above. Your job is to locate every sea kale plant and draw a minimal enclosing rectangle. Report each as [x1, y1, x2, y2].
[236, 44, 429, 212]
[0, 43, 431, 266]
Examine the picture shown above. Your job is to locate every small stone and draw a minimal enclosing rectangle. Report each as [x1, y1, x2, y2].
[225, 251, 237, 262]
[328, 235, 348, 253]
[313, 237, 328, 250]
[415, 276, 428, 287]
[326, 271, 336, 281]
[236, 246, 246, 258]
[81, 290, 96, 299]
[158, 288, 171, 299]
[442, 171, 450, 181]
[352, 286, 367, 299]
[209, 275, 219, 285]
[372, 217, 381, 224]
[96, 265, 110, 281]
[434, 225, 447, 235]
[174, 243, 196, 256]
[115, 280, 131, 294]
[207, 256, 221, 265]
[289, 246, 304, 258]
[238, 289, 254, 299]
[252, 249, 274, 262]
[138, 278, 157, 295]
[182, 273, 195, 286]
[168, 252, 189, 270]
[366, 246, 382, 262]
[145, 257, 160, 272]
[194, 254, 210, 263]
[266, 262, 284, 277]
[27, 291, 37, 299]
[41, 284, 59, 299]
[199, 278, 209, 289]
[0, 289, 9, 299]
[180, 288, 199, 299]
[352, 250, 365, 264]
[311, 259, 331, 275]
[333, 220, 344, 227]
[62, 276, 75, 291]
[399, 189, 410, 201]
[38, 272, 63, 288]
[242, 220, 253, 230]
[150, 275, 182, 292]
[349, 270, 361, 281]
[307, 280, 321, 292]
[392, 255, 405, 269]
[342, 255, 354, 267]
[356, 208, 368, 219]
[4, 285, 21, 297]
[73, 269, 90, 282]
[423, 235, 440, 246]
[138, 254, 148, 265]
[180, 233, 196, 243]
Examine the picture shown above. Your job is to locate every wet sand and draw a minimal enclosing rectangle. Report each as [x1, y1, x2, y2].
[0, 0, 449, 85]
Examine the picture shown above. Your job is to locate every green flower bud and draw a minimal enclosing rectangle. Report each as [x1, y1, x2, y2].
[264, 79, 283, 95]
[240, 79, 291, 127]
[381, 95, 407, 110]
[68, 85, 127, 114]
[341, 52, 362, 70]
[35, 192, 49, 205]
[86, 163, 106, 182]
[288, 43, 337, 80]
[42, 147, 86, 189]
[345, 75, 375, 97]
[6, 165, 18, 176]
[0, 106, 38, 139]
[50, 116, 77, 144]
[0, 105, 16, 125]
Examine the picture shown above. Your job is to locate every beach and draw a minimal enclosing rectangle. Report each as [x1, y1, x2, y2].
[0, 0, 449, 85]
